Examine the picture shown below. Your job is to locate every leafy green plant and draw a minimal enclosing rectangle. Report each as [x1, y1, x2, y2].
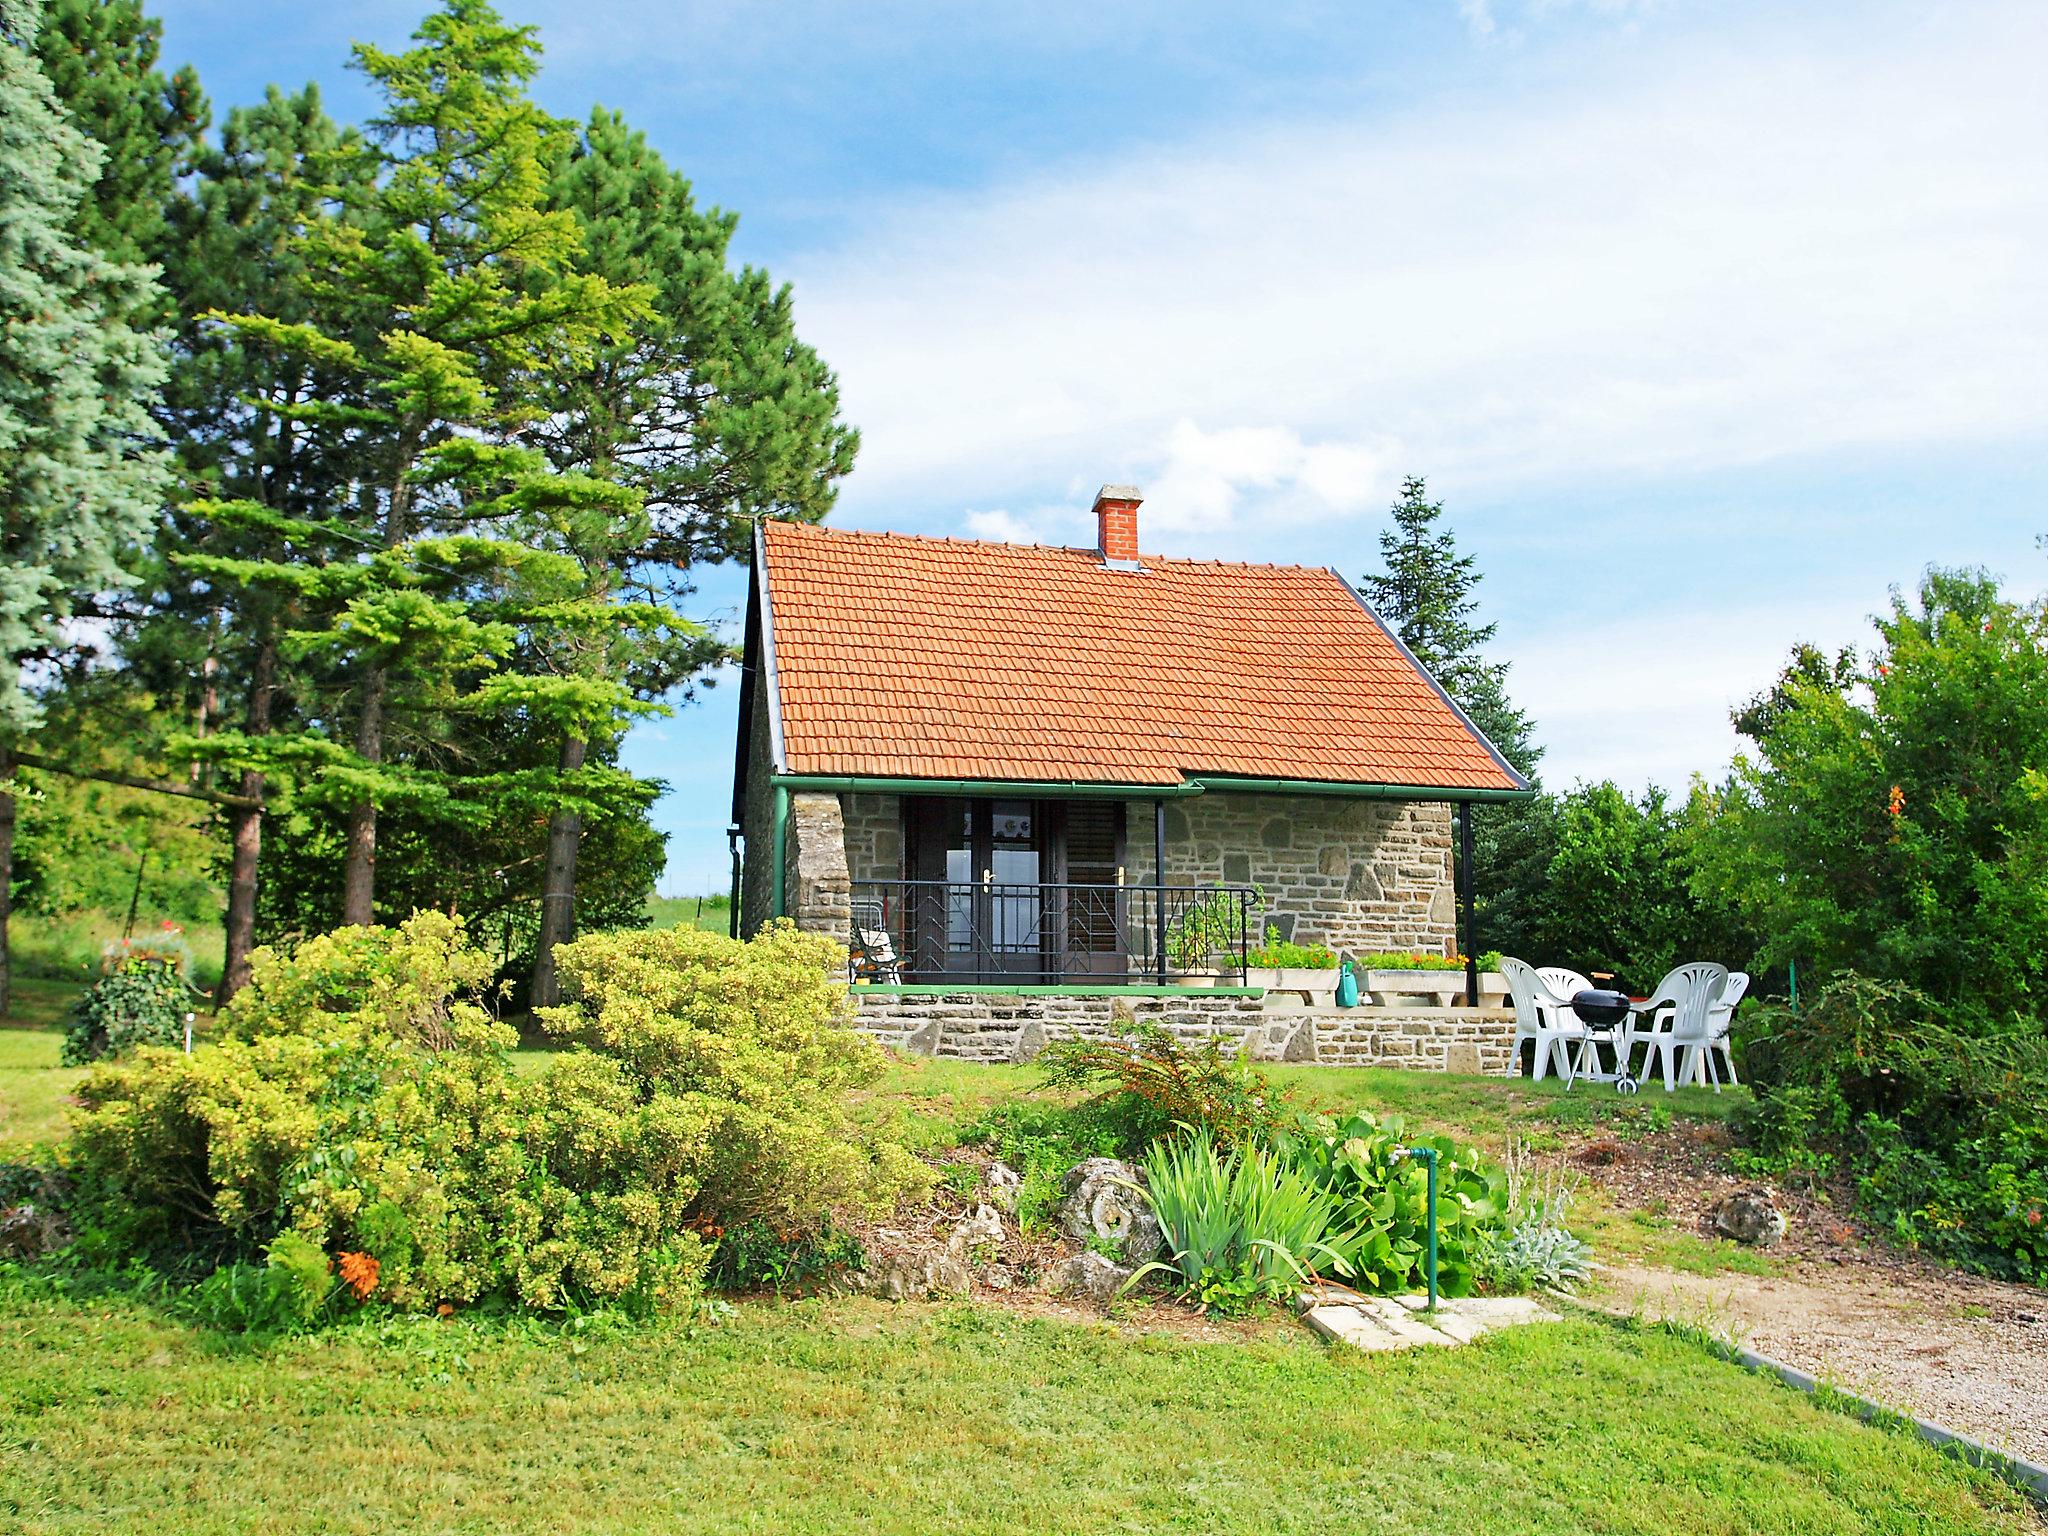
[1350, 951, 1467, 972]
[1734, 972, 2047, 1280]
[1036, 1021, 1286, 1151]
[1246, 928, 1338, 969]
[962, 1100, 1122, 1234]
[1278, 1112, 1506, 1296]
[1134, 1133, 1346, 1314]
[703, 1218, 863, 1293]
[1163, 885, 1258, 970]
[60, 965, 193, 1065]
[1473, 1147, 1591, 1293]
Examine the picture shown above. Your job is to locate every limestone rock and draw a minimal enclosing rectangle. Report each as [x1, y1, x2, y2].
[851, 1250, 974, 1300]
[0, 1202, 69, 1260]
[1049, 1250, 1135, 1307]
[947, 1203, 1007, 1262]
[982, 1161, 1022, 1214]
[1056, 1158, 1162, 1265]
[1711, 1187, 1788, 1247]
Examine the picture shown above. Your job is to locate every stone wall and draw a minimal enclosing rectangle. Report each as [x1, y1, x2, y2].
[848, 989, 1514, 1072]
[788, 792, 852, 946]
[842, 793, 902, 884]
[1129, 792, 1457, 959]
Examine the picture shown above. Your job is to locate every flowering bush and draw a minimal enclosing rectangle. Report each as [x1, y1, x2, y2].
[66, 915, 921, 1318]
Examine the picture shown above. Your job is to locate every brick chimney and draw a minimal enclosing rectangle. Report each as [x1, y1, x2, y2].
[1092, 484, 1143, 569]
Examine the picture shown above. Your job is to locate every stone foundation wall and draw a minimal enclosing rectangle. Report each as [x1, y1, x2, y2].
[1128, 793, 1457, 959]
[848, 989, 1513, 1072]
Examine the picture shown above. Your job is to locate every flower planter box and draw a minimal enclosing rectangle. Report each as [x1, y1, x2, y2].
[1364, 969, 1508, 1009]
[1245, 966, 1341, 995]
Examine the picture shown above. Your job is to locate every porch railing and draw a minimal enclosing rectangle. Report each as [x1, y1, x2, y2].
[846, 879, 1256, 987]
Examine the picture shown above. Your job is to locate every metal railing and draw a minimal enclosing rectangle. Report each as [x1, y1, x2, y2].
[846, 879, 1256, 987]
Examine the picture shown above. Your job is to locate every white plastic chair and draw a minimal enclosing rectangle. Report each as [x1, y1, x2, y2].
[1627, 962, 1729, 1092]
[1499, 957, 1586, 1081]
[1705, 970, 1748, 1085]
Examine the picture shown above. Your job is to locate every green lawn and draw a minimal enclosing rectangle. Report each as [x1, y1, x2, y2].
[0, 1016, 2025, 1531]
[643, 892, 733, 934]
[0, 1288, 2032, 1534]
[1, 983, 86, 1154]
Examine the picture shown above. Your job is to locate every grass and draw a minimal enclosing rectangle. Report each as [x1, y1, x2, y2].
[0, 1288, 2032, 1535]
[9, 908, 224, 989]
[643, 892, 732, 934]
[1, 983, 87, 1155]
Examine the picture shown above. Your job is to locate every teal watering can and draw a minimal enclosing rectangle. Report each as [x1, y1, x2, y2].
[1335, 960, 1360, 1008]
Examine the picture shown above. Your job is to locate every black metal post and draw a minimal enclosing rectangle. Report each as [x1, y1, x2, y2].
[1459, 801, 1478, 1007]
[1154, 798, 1168, 985]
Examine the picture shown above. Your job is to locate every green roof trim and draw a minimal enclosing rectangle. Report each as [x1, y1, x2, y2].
[772, 772, 1534, 803]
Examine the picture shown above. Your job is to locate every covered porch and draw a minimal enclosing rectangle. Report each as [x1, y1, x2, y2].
[748, 776, 1513, 999]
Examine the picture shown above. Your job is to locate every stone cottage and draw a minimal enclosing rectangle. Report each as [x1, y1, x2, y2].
[729, 485, 1531, 1065]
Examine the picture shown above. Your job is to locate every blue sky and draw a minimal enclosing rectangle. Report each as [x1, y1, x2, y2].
[155, 0, 2048, 893]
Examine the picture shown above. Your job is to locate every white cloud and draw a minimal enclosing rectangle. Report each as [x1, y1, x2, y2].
[962, 508, 1043, 542]
[794, 1, 2047, 514]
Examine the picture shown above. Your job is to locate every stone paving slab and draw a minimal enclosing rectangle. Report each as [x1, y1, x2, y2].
[1298, 1288, 1562, 1351]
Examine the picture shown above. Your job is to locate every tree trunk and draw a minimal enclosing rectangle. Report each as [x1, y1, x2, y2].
[340, 661, 386, 928]
[220, 628, 276, 1002]
[528, 735, 588, 1009]
[339, 434, 416, 930]
[0, 744, 14, 1021]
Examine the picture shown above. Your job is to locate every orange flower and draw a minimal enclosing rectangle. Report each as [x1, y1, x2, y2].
[1887, 784, 1906, 818]
[336, 1250, 380, 1300]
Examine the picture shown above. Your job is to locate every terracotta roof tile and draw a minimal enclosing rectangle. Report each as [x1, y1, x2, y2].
[758, 521, 1523, 793]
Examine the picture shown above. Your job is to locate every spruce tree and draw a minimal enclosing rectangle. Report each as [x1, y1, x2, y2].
[0, 0, 173, 1013]
[519, 106, 856, 1004]
[1359, 475, 1550, 959]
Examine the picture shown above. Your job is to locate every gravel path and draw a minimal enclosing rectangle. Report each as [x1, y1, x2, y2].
[1596, 1253, 2048, 1468]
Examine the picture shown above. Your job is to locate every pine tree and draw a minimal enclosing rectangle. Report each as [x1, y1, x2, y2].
[0, 0, 173, 1013]
[1359, 475, 1550, 960]
[187, 1, 651, 933]
[137, 84, 369, 995]
[519, 106, 856, 1004]
[32, 0, 206, 269]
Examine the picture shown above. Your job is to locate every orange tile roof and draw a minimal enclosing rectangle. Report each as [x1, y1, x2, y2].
[757, 520, 1524, 793]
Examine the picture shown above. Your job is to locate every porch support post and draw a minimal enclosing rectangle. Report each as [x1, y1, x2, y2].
[771, 783, 790, 920]
[726, 824, 742, 938]
[1154, 798, 1168, 985]
[1458, 800, 1478, 1006]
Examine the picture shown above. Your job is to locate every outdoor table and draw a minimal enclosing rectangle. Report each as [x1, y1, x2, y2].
[1562, 989, 1639, 1093]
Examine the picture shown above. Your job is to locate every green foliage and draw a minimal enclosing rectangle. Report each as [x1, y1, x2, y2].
[1734, 973, 2047, 1281]
[962, 1099, 1123, 1235]
[1697, 569, 2048, 1019]
[30, 0, 205, 271]
[59, 964, 190, 1065]
[703, 1218, 864, 1293]
[64, 915, 904, 1315]
[1035, 1020, 1286, 1152]
[1135, 1132, 1345, 1314]
[1278, 1112, 1506, 1297]
[1246, 928, 1338, 969]
[1352, 950, 1468, 972]
[1527, 781, 1748, 993]
[1163, 885, 1255, 970]
[539, 921, 929, 1228]
[0, 0, 171, 731]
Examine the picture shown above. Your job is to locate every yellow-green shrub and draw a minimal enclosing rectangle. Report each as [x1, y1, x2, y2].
[539, 921, 932, 1227]
[66, 914, 917, 1316]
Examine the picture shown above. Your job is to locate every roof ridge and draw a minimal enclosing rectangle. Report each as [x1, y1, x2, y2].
[763, 517, 1356, 579]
